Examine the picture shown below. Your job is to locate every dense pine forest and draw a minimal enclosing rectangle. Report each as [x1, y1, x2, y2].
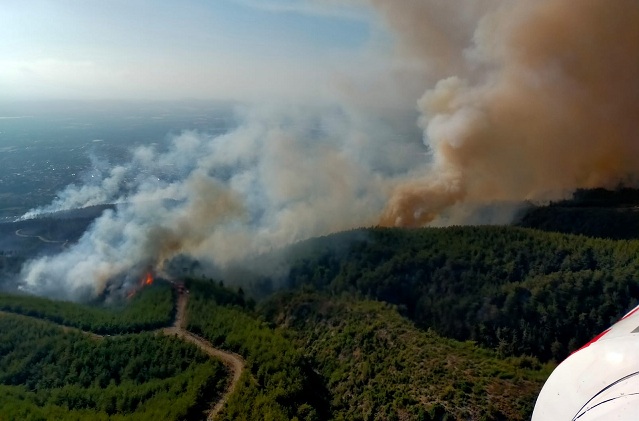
[0, 276, 553, 420]
[268, 226, 639, 362]
[186, 279, 328, 421]
[0, 291, 226, 420]
[516, 188, 639, 239]
[260, 292, 552, 420]
[0, 284, 174, 334]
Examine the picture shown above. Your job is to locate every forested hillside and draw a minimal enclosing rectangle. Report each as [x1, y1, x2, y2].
[185, 279, 328, 421]
[183, 279, 552, 420]
[0, 278, 328, 420]
[516, 187, 639, 239]
[0, 251, 559, 421]
[0, 313, 226, 420]
[517, 206, 639, 239]
[3, 200, 639, 419]
[263, 226, 639, 361]
[0, 282, 174, 334]
[260, 292, 553, 421]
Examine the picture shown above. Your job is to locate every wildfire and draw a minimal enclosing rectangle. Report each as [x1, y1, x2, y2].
[127, 272, 154, 300]
[144, 272, 153, 286]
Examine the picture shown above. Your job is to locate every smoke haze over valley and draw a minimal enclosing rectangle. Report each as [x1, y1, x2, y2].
[3, 0, 639, 299]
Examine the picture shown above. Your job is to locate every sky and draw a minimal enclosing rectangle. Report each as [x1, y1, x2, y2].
[0, 0, 384, 102]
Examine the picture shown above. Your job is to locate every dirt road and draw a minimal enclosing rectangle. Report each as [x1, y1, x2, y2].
[15, 229, 68, 247]
[162, 292, 245, 420]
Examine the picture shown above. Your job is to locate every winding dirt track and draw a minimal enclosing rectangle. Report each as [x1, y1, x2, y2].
[163, 292, 245, 420]
[15, 229, 65, 244]
[15, 229, 69, 248]
[0, 290, 245, 420]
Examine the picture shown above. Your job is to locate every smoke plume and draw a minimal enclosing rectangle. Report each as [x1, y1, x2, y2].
[375, 0, 639, 226]
[19, 106, 420, 299]
[19, 0, 639, 298]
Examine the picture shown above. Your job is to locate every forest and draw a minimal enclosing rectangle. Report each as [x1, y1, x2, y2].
[185, 278, 552, 420]
[0, 313, 226, 420]
[0, 276, 553, 420]
[515, 187, 639, 239]
[270, 226, 639, 362]
[185, 279, 328, 421]
[260, 291, 552, 421]
[0, 282, 174, 334]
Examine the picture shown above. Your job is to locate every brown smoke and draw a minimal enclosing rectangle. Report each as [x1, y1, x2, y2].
[375, 0, 639, 226]
[143, 172, 245, 273]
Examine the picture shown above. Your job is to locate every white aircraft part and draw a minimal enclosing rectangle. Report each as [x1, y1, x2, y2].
[532, 304, 639, 420]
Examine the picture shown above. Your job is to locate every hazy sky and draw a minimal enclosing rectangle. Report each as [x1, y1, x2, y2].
[1, 0, 386, 102]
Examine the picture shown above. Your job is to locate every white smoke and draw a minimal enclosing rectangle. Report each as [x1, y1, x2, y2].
[19, 104, 424, 299]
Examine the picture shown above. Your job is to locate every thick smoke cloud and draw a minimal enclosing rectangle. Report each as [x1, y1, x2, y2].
[376, 0, 639, 226]
[19, 106, 421, 299]
[19, 0, 639, 297]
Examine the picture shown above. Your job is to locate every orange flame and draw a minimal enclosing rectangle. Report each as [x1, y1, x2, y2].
[144, 272, 153, 286]
[127, 272, 154, 300]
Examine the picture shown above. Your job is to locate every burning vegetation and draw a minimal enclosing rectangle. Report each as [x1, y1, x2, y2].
[127, 272, 154, 300]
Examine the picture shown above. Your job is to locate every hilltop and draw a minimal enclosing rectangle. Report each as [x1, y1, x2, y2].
[515, 187, 639, 239]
